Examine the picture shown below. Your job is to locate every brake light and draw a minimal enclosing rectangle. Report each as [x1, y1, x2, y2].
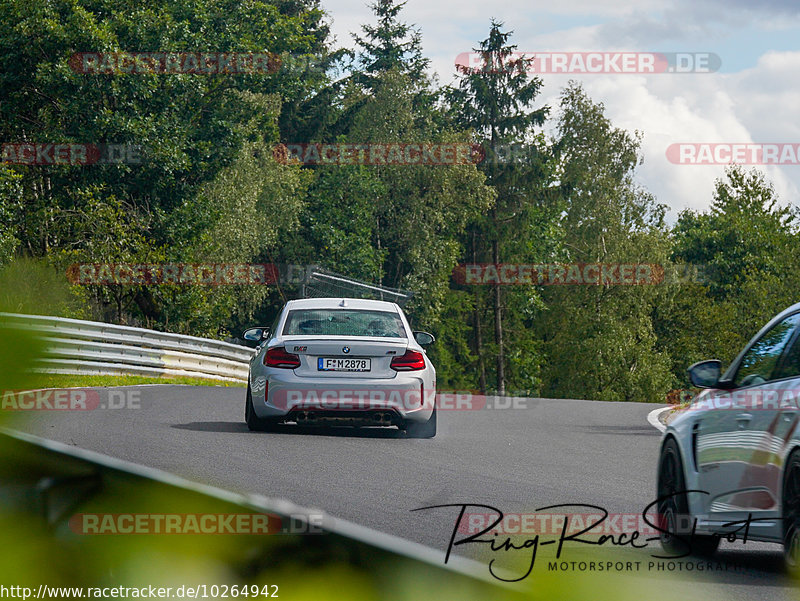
[390, 350, 425, 371]
[264, 346, 301, 368]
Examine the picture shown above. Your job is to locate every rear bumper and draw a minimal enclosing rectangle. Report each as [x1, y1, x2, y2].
[288, 408, 404, 427]
[250, 372, 434, 423]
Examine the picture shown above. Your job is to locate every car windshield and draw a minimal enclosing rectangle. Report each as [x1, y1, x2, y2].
[282, 309, 406, 338]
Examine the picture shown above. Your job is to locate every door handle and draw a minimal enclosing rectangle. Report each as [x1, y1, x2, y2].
[736, 413, 752, 428]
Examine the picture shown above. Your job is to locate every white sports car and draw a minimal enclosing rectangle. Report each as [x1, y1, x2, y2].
[243, 298, 437, 437]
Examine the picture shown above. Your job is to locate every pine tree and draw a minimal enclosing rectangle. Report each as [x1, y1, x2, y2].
[352, 0, 430, 93]
[447, 20, 551, 394]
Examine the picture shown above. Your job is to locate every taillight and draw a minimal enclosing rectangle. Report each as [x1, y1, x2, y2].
[390, 350, 425, 371]
[264, 346, 301, 369]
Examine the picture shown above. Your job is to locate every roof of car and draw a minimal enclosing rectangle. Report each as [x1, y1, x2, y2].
[284, 298, 401, 312]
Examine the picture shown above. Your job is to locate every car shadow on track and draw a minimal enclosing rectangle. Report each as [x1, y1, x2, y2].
[575, 425, 661, 436]
[171, 421, 407, 439]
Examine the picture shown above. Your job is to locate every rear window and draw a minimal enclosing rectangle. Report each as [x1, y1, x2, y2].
[282, 309, 407, 338]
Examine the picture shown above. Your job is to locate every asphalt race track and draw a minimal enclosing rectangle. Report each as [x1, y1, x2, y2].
[8, 386, 798, 600]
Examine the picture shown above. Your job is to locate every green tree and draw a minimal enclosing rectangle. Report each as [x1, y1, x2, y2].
[0, 166, 22, 266]
[536, 83, 673, 402]
[446, 20, 554, 394]
[351, 0, 429, 91]
[658, 166, 800, 378]
[0, 0, 329, 335]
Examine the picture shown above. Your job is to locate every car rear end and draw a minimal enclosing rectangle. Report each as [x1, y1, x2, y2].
[249, 299, 435, 428]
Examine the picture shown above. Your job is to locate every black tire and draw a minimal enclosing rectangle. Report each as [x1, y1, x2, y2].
[782, 449, 800, 572]
[245, 383, 276, 431]
[657, 437, 719, 557]
[405, 404, 437, 438]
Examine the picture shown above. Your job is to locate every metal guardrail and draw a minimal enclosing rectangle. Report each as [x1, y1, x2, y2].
[0, 313, 254, 382]
[0, 427, 498, 587]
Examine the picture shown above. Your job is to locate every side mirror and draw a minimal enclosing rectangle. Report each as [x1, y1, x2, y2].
[413, 331, 435, 346]
[687, 360, 722, 388]
[242, 327, 269, 347]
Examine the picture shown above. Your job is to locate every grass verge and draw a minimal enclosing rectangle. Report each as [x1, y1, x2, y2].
[28, 373, 246, 389]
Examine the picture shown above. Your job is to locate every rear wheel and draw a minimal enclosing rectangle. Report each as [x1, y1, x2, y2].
[657, 437, 719, 556]
[782, 450, 800, 572]
[405, 405, 437, 438]
[245, 383, 276, 431]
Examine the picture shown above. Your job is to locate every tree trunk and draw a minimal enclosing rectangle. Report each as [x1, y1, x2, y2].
[474, 290, 487, 394]
[471, 229, 487, 393]
[488, 116, 505, 395]
[492, 238, 505, 395]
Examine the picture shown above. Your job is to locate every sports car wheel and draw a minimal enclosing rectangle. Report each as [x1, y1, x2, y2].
[245, 383, 277, 431]
[657, 437, 719, 557]
[782, 450, 800, 573]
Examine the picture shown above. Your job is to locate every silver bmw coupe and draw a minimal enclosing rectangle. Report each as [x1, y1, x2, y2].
[243, 297, 437, 437]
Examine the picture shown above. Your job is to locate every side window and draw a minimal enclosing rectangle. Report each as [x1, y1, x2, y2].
[775, 331, 800, 380]
[734, 313, 800, 387]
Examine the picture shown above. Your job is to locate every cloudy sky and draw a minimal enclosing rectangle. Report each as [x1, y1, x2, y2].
[320, 0, 800, 221]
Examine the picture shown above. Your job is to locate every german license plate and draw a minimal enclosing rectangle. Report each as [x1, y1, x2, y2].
[317, 357, 371, 372]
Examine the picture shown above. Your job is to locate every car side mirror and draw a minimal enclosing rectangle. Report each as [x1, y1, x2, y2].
[413, 331, 435, 346]
[687, 360, 722, 388]
[242, 327, 269, 347]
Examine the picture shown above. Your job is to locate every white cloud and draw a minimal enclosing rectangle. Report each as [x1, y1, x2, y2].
[320, 0, 800, 218]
